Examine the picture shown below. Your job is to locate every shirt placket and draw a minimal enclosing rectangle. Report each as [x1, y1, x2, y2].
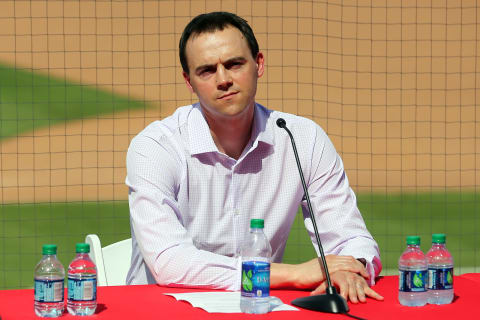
[230, 162, 242, 257]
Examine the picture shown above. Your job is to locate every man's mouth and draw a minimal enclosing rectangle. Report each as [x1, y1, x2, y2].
[218, 92, 238, 100]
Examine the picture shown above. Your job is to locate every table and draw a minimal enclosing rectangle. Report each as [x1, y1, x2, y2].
[1, 274, 478, 319]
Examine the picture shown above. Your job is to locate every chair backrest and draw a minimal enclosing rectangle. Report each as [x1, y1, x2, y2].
[85, 234, 132, 286]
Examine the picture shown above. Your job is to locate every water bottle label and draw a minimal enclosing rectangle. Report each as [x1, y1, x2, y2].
[241, 261, 270, 298]
[399, 270, 427, 292]
[34, 279, 64, 302]
[428, 267, 453, 290]
[68, 278, 97, 301]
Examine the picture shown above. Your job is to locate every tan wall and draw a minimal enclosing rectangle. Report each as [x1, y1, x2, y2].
[0, 0, 479, 203]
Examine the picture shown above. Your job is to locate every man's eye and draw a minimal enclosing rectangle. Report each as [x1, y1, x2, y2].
[199, 68, 215, 75]
[228, 62, 243, 69]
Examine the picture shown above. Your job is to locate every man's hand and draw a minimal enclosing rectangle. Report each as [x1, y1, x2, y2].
[311, 270, 384, 303]
[271, 255, 369, 290]
[294, 255, 369, 288]
[325, 255, 370, 278]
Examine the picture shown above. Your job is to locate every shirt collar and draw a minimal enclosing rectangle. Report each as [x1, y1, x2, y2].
[188, 103, 219, 155]
[250, 103, 274, 147]
[188, 102, 275, 156]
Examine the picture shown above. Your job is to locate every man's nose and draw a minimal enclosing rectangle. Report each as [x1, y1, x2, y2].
[216, 66, 233, 90]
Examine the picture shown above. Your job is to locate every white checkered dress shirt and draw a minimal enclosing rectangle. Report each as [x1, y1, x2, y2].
[125, 103, 381, 290]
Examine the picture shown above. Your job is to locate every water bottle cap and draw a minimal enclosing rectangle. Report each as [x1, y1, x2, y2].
[432, 233, 446, 244]
[406, 235, 420, 245]
[42, 244, 57, 255]
[75, 243, 90, 253]
[250, 219, 264, 228]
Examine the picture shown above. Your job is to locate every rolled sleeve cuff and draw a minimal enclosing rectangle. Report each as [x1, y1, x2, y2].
[233, 256, 243, 291]
[365, 256, 382, 286]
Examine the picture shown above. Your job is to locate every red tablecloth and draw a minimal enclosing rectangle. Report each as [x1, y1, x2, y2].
[1, 274, 479, 320]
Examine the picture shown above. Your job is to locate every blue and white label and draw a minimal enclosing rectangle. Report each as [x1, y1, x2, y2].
[34, 279, 64, 302]
[68, 278, 97, 301]
[241, 261, 270, 298]
[428, 267, 453, 290]
[399, 270, 427, 292]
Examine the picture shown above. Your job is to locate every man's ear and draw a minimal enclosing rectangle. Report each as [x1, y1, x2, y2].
[256, 52, 265, 78]
[183, 71, 195, 93]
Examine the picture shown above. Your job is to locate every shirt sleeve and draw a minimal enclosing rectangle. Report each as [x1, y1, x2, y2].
[126, 133, 242, 290]
[301, 125, 382, 285]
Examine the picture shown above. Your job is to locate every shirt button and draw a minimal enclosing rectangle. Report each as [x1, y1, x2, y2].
[233, 208, 241, 215]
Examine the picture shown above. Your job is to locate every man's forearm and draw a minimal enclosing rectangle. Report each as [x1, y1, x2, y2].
[270, 255, 372, 290]
[270, 263, 302, 289]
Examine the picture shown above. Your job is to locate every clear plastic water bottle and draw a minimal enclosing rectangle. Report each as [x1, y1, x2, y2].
[34, 244, 65, 317]
[398, 235, 428, 306]
[240, 219, 272, 314]
[67, 243, 97, 316]
[427, 233, 454, 304]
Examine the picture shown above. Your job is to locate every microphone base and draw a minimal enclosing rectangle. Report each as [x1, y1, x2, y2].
[291, 292, 349, 314]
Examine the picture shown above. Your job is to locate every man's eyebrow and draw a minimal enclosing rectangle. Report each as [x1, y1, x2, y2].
[225, 56, 247, 63]
[194, 56, 247, 73]
[195, 63, 215, 74]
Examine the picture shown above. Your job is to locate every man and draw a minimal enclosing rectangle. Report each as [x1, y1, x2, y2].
[126, 11, 383, 303]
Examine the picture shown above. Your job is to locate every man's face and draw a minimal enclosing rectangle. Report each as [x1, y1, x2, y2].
[182, 27, 264, 120]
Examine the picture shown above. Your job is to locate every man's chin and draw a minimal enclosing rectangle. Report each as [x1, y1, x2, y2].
[203, 104, 251, 118]
[220, 105, 254, 119]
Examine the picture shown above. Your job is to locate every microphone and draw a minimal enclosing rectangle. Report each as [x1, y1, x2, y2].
[276, 118, 349, 314]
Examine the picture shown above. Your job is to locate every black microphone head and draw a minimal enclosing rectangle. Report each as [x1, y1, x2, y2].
[276, 118, 286, 128]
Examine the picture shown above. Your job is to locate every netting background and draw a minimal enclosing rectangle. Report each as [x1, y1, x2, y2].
[0, 0, 478, 289]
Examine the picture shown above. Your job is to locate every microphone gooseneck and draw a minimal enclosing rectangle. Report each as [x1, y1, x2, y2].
[276, 117, 350, 315]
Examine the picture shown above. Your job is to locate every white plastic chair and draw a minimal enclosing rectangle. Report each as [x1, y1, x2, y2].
[85, 234, 132, 286]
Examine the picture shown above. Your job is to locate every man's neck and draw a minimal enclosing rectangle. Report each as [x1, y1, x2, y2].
[204, 105, 255, 160]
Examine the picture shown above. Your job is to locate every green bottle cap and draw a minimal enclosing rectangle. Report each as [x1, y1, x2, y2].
[406, 235, 420, 245]
[250, 219, 264, 229]
[432, 233, 446, 244]
[42, 244, 57, 255]
[75, 243, 90, 253]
